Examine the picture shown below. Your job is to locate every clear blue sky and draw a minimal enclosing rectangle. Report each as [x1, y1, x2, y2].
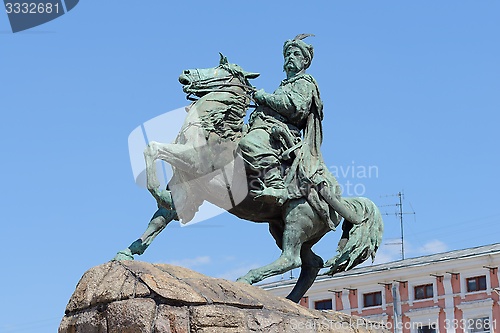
[1, 1, 499, 332]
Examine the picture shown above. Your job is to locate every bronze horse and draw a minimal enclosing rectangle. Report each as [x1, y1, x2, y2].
[114, 55, 383, 302]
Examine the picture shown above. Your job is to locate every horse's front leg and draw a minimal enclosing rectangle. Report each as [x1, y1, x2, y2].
[144, 141, 162, 193]
[145, 142, 203, 189]
[114, 206, 178, 260]
[144, 142, 178, 209]
[236, 221, 304, 284]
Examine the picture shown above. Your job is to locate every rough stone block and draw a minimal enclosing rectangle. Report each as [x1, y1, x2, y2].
[58, 307, 107, 333]
[106, 298, 156, 333]
[190, 304, 247, 330]
[59, 262, 391, 333]
[154, 305, 190, 333]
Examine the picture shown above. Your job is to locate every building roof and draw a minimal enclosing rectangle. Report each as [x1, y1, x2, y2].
[260, 243, 500, 290]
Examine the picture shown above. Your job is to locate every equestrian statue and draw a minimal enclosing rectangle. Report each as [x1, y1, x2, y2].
[114, 34, 383, 303]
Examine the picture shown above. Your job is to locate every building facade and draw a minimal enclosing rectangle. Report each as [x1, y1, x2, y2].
[261, 243, 500, 333]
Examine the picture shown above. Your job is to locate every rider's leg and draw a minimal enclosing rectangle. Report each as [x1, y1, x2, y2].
[239, 129, 287, 205]
[113, 206, 178, 260]
[255, 164, 287, 205]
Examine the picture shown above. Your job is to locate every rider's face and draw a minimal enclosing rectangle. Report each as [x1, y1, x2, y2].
[284, 46, 308, 77]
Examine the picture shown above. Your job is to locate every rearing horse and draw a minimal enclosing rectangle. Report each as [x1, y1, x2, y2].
[114, 54, 383, 302]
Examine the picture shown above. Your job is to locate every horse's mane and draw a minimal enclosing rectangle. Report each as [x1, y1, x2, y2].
[220, 63, 253, 88]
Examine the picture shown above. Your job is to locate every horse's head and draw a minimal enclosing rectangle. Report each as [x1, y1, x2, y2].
[179, 53, 260, 97]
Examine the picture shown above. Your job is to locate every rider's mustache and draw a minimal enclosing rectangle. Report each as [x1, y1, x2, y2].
[284, 59, 299, 72]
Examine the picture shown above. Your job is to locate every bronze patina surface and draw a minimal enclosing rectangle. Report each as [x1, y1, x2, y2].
[114, 35, 383, 302]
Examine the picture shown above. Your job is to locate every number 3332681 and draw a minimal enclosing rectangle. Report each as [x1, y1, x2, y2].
[5, 3, 60, 14]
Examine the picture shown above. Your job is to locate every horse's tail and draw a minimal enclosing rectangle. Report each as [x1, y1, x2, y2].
[323, 197, 383, 275]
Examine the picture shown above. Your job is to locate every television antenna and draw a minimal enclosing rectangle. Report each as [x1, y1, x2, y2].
[380, 191, 416, 260]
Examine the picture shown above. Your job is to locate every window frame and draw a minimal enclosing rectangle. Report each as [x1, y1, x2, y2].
[414, 283, 434, 300]
[466, 275, 487, 293]
[314, 298, 333, 310]
[408, 278, 437, 306]
[363, 291, 382, 308]
[460, 270, 492, 298]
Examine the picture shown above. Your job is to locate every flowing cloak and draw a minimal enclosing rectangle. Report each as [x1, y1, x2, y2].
[281, 75, 342, 230]
[251, 73, 341, 229]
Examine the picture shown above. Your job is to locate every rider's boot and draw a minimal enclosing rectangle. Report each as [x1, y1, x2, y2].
[252, 167, 287, 206]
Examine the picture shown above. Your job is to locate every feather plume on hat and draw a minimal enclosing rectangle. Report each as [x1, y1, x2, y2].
[294, 33, 315, 40]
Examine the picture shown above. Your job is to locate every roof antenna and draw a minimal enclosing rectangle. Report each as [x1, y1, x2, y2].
[380, 191, 416, 260]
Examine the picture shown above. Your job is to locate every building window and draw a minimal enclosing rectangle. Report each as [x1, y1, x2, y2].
[466, 276, 487, 292]
[417, 325, 437, 333]
[314, 299, 332, 310]
[363, 291, 382, 307]
[468, 317, 491, 333]
[414, 284, 433, 300]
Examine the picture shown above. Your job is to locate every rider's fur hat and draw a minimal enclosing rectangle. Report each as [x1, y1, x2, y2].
[283, 34, 315, 69]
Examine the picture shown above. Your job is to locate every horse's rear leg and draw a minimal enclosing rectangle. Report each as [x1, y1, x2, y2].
[286, 245, 324, 302]
[113, 207, 178, 260]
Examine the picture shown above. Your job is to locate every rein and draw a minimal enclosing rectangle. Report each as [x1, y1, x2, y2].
[184, 69, 257, 107]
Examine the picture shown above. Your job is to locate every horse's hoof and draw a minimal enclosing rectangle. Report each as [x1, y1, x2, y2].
[236, 276, 252, 285]
[113, 250, 134, 261]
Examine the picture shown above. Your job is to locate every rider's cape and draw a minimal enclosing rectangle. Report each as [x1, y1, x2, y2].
[284, 76, 341, 230]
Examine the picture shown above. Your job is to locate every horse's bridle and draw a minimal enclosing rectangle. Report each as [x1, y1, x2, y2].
[183, 66, 257, 107]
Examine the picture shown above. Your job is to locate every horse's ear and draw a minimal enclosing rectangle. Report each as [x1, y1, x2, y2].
[244, 71, 260, 79]
[219, 52, 228, 65]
